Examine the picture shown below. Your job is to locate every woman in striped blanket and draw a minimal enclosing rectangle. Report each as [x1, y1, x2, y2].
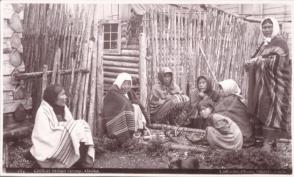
[30, 84, 95, 168]
[244, 17, 291, 152]
[150, 67, 190, 125]
[102, 73, 147, 144]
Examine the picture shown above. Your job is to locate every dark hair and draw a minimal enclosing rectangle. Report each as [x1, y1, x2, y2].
[43, 84, 65, 121]
[43, 84, 64, 106]
[197, 98, 214, 112]
[196, 75, 213, 94]
[262, 18, 273, 26]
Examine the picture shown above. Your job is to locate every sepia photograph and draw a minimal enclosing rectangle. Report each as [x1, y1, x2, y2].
[1, 0, 292, 175]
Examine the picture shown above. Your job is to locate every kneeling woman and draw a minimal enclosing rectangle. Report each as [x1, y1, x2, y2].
[150, 67, 190, 125]
[30, 84, 95, 168]
[199, 99, 243, 150]
[102, 73, 147, 144]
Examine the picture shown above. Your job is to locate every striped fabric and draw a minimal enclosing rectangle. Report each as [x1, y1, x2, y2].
[151, 94, 190, 123]
[48, 120, 78, 168]
[48, 120, 95, 168]
[247, 36, 291, 138]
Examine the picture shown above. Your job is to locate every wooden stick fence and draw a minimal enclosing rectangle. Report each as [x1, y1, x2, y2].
[22, 4, 103, 136]
[144, 7, 261, 98]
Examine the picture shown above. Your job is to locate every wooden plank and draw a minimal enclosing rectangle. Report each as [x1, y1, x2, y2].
[104, 66, 139, 74]
[3, 91, 14, 104]
[3, 76, 16, 91]
[3, 19, 14, 38]
[3, 97, 32, 113]
[3, 55, 15, 76]
[121, 49, 140, 56]
[2, 4, 14, 19]
[103, 60, 139, 68]
[103, 55, 139, 63]
[104, 71, 138, 79]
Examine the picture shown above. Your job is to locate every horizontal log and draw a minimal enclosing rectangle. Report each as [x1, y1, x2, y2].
[103, 55, 139, 63]
[103, 60, 139, 68]
[4, 121, 33, 140]
[121, 49, 140, 56]
[148, 124, 206, 135]
[3, 91, 14, 104]
[255, 136, 291, 144]
[3, 97, 32, 113]
[3, 20, 13, 38]
[104, 66, 139, 74]
[3, 76, 16, 91]
[14, 68, 89, 80]
[104, 71, 139, 79]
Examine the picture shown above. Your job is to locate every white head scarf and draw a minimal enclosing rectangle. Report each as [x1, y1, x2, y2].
[218, 79, 241, 96]
[261, 17, 280, 44]
[113, 72, 132, 89]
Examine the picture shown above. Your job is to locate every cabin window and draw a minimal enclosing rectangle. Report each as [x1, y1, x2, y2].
[103, 22, 121, 54]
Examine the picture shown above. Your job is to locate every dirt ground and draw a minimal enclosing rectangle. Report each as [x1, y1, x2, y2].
[3, 129, 292, 173]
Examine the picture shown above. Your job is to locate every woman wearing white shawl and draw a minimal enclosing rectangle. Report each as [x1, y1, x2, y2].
[102, 73, 147, 143]
[30, 84, 95, 168]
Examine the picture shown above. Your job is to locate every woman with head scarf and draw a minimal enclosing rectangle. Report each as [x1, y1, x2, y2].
[244, 17, 291, 152]
[102, 73, 148, 144]
[188, 75, 220, 129]
[30, 84, 95, 168]
[214, 79, 254, 146]
[150, 67, 190, 125]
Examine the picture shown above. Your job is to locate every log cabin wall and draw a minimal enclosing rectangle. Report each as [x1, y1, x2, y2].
[2, 3, 33, 131]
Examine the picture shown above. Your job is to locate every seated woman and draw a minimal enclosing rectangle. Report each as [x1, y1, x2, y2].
[150, 67, 190, 125]
[30, 84, 95, 168]
[199, 99, 243, 150]
[189, 75, 220, 129]
[214, 79, 254, 145]
[102, 73, 148, 144]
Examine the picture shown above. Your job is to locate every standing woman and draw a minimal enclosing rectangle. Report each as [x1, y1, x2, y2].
[102, 73, 147, 144]
[244, 17, 291, 152]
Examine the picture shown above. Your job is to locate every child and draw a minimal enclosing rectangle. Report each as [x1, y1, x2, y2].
[198, 99, 243, 150]
[188, 76, 220, 129]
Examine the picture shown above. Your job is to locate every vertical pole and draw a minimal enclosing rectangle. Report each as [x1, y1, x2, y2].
[41, 65, 48, 100]
[139, 31, 148, 122]
[88, 5, 98, 135]
[96, 23, 104, 138]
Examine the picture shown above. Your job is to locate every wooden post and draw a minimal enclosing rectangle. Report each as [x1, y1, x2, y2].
[88, 5, 98, 134]
[41, 65, 48, 99]
[51, 48, 61, 84]
[139, 32, 149, 123]
[96, 23, 104, 138]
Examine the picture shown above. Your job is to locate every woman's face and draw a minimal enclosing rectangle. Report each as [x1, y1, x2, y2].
[121, 80, 132, 93]
[55, 89, 67, 106]
[198, 78, 207, 92]
[163, 73, 172, 86]
[262, 22, 273, 37]
[199, 106, 212, 119]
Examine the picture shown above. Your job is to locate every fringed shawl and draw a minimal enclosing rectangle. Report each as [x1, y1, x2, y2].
[247, 35, 291, 132]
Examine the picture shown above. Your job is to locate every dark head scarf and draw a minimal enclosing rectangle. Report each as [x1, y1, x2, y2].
[43, 84, 65, 121]
[196, 75, 213, 95]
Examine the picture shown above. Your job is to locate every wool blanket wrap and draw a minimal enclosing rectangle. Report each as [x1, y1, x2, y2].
[206, 113, 243, 150]
[30, 101, 95, 168]
[246, 36, 291, 138]
[103, 89, 136, 142]
[214, 95, 253, 142]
